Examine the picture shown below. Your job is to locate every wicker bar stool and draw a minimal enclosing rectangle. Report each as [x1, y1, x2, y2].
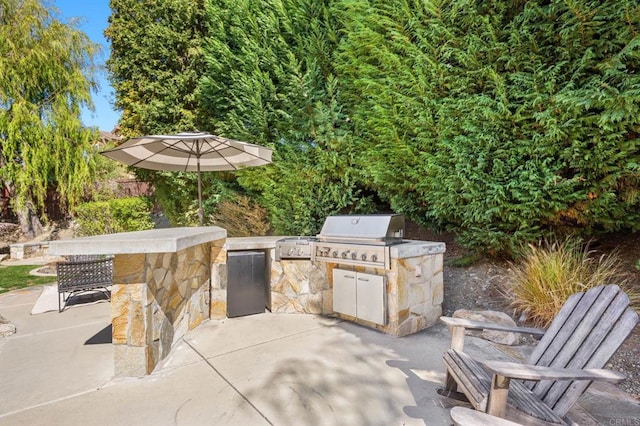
[56, 255, 113, 312]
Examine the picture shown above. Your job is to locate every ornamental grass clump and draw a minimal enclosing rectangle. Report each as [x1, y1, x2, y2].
[505, 237, 632, 328]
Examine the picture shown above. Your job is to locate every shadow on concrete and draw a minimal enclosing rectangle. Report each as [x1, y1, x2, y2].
[237, 319, 455, 425]
[85, 324, 112, 345]
[342, 322, 455, 425]
[330, 321, 511, 425]
[66, 290, 110, 308]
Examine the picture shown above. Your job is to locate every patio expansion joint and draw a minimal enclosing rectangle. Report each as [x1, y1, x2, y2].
[184, 339, 275, 426]
[0, 387, 103, 420]
[5, 319, 108, 340]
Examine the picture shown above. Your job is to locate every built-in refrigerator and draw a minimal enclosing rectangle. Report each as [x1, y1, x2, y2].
[227, 251, 268, 318]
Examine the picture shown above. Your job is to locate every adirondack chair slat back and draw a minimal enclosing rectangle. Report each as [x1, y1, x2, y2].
[524, 285, 638, 417]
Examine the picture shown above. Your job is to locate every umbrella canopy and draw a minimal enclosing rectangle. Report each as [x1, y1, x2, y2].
[101, 131, 273, 225]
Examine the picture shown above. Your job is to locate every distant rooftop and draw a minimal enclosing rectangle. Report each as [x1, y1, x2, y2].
[95, 129, 122, 147]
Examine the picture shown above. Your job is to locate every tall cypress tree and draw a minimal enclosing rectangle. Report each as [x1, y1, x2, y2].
[334, 0, 445, 219]
[334, 0, 640, 254]
[199, 0, 373, 234]
[106, 0, 209, 136]
[334, 0, 515, 228]
[426, 0, 640, 252]
[106, 0, 212, 225]
[504, 0, 640, 232]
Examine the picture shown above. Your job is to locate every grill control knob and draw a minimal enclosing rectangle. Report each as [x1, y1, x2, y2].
[341, 251, 349, 259]
[371, 254, 378, 262]
[351, 252, 358, 260]
[287, 248, 294, 256]
[361, 253, 367, 261]
[297, 248, 304, 255]
[332, 250, 339, 258]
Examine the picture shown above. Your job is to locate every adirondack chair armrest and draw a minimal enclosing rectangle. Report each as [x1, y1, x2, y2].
[440, 316, 545, 351]
[440, 316, 546, 335]
[483, 360, 627, 383]
[481, 360, 627, 418]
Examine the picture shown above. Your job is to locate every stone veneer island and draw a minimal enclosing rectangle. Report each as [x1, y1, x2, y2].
[217, 238, 445, 337]
[50, 230, 445, 376]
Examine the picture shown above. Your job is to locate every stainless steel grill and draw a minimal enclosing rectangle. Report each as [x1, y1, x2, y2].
[312, 214, 405, 269]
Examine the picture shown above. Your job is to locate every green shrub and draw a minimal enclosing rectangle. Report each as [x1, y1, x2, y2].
[504, 237, 634, 327]
[150, 171, 239, 227]
[75, 197, 154, 236]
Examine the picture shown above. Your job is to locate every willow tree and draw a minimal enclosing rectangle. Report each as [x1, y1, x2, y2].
[0, 0, 99, 236]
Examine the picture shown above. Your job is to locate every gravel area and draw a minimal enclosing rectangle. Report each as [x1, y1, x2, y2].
[609, 328, 640, 399]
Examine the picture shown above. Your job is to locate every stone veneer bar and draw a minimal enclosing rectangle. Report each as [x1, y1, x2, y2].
[49, 227, 226, 376]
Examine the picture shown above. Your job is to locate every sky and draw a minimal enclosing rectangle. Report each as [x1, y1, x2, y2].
[53, 0, 120, 132]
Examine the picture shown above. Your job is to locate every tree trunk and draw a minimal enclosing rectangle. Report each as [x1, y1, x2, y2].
[17, 202, 44, 239]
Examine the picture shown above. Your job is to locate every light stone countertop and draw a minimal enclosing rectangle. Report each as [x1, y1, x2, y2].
[47, 228, 445, 258]
[225, 237, 445, 258]
[390, 240, 446, 258]
[225, 236, 287, 251]
[48, 227, 227, 255]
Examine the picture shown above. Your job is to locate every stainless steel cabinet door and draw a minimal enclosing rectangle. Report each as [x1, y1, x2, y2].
[333, 269, 357, 317]
[356, 272, 386, 325]
[333, 269, 386, 325]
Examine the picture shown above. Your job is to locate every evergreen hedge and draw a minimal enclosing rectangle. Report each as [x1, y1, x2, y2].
[335, 0, 640, 254]
[199, 0, 375, 235]
[108, 0, 640, 254]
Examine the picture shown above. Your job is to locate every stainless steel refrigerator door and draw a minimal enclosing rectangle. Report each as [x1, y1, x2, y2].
[227, 251, 266, 318]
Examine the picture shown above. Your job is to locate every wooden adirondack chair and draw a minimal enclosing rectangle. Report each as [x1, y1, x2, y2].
[439, 284, 638, 425]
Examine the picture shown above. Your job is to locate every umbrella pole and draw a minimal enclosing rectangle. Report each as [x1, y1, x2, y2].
[197, 160, 204, 226]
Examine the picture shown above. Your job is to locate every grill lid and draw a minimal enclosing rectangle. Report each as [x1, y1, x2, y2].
[317, 214, 405, 241]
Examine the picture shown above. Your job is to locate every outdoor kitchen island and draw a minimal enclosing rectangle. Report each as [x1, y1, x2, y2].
[48, 219, 445, 377]
[326, 240, 446, 336]
[217, 215, 446, 337]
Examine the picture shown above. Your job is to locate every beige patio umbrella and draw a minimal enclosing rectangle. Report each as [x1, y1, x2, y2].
[102, 131, 273, 226]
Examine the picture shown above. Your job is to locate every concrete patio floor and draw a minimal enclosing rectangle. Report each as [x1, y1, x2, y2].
[1, 285, 639, 425]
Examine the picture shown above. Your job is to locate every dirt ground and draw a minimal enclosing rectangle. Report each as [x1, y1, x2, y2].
[0, 223, 21, 254]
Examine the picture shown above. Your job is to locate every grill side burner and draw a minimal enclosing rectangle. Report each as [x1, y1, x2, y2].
[275, 237, 315, 261]
[312, 214, 405, 269]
